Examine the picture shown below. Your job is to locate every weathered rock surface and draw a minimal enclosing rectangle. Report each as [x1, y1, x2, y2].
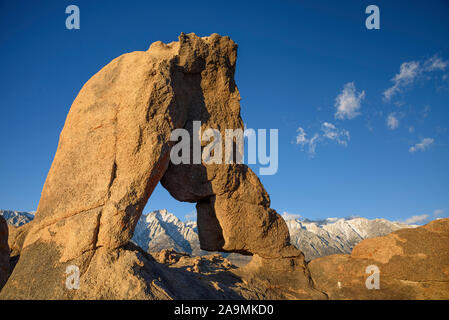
[0, 33, 303, 299]
[309, 218, 449, 299]
[0, 216, 9, 290]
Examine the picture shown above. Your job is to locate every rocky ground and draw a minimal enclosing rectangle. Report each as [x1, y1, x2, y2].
[148, 218, 449, 300]
[146, 218, 449, 299]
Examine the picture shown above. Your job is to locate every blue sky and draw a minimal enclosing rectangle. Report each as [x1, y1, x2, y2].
[1, 0, 448, 224]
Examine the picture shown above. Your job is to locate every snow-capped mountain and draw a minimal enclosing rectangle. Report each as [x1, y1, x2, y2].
[131, 209, 206, 256]
[1, 209, 414, 261]
[0, 210, 34, 227]
[133, 211, 414, 260]
[286, 217, 414, 260]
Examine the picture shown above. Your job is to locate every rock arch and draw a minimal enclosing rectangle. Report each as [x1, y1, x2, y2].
[0, 33, 304, 299]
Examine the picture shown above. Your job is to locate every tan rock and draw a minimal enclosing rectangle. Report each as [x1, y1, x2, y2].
[308, 218, 449, 299]
[156, 248, 190, 265]
[234, 254, 327, 299]
[0, 33, 300, 299]
[3, 33, 446, 301]
[8, 222, 33, 258]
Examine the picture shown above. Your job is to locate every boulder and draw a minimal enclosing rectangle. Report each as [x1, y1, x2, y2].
[308, 218, 449, 299]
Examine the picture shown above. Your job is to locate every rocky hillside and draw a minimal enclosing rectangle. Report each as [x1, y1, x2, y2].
[1, 209, 413, 261]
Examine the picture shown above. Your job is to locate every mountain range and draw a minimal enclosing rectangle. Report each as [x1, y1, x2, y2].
[0, 209, 414, 261]
[285, 217, 413, 260]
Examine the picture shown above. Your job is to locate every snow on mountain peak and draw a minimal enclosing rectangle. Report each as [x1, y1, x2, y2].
[0, 210, 35, 227]
[1, 209, 415, 261]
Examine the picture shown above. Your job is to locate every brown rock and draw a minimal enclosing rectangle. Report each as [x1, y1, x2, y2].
[7, 222, 32, 258]
[3, 33, 446, 301]
[0, 33, 300, 299]
[156, 248, 190, 265]
[234, 254, 327, 299]
[308, 218, 449, 299]
[0, 216, 9, 291]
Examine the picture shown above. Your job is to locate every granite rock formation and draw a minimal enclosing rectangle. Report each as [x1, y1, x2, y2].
[309, 218, 449, 299]
[1, 33, 447, 300]
[0, 33, 309, 299]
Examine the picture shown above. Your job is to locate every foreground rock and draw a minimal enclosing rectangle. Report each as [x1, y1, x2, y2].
[0, 216, 9, 290]
[0, 33, 305, 299]
[309, 218, 449, 299]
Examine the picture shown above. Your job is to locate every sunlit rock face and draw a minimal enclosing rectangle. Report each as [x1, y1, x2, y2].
[309, 218, 449, 299]
[0, 33, 302, 299]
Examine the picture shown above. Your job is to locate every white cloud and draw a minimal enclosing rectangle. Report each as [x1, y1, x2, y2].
[308, 134, 320, 154]
[282, 212, 302, 221]
[386, 113, 399, 130]
[403, 209, 446, 225]
[295, 123, 350, 155]
[424, 55, 449, 72]
[335, 82, 365, 120]
[404, 214, 429, 225]
[384, 61, 420, 101]
[384, 55, 449, 101]
[408, 126, 415, 133]
[409, 138, 434, 153]
[321, 122, 350, 146]
[296, 127, 319, 154]
[296, 127, 307, 145]
[394, 61, 420, 83]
